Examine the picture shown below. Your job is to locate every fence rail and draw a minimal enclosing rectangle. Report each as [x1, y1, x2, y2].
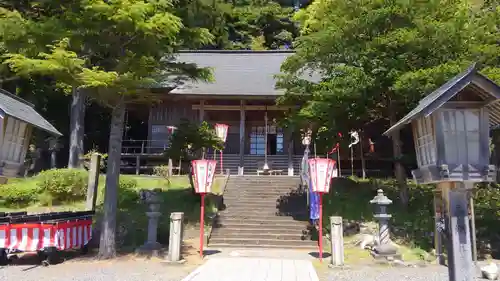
[121, 140, 169, 155]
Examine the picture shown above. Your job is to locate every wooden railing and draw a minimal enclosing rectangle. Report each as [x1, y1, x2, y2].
[121, 140, 169, 155]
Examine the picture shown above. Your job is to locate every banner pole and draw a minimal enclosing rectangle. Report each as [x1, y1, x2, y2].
[200, 193, 205, 257]
[319, 192, 323, 263]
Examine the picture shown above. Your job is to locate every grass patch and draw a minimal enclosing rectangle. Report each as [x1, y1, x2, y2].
[0, 173, 228, 252]
[321, 177, 500, 261]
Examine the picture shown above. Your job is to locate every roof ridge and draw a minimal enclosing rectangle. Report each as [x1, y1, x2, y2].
[0, 88, 35, 108]
[177, 49, 295, 54]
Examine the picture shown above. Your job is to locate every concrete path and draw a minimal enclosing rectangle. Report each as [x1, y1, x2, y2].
[180, 257, 319, 281]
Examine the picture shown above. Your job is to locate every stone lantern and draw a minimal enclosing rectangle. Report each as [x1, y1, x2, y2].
[370, 189, 399, 260]
[137, 188, 163, 256]
[383, 64, 500, 281]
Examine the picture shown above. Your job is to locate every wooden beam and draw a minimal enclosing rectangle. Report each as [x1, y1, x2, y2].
[191, 104, 295, 111]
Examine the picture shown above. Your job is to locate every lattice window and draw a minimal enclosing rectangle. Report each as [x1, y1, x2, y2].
[414, 116, 436, 166]
[2, 117, 27, 163]
[441, 109, 480, 165]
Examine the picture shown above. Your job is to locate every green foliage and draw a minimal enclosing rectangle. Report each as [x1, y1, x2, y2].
[165, 119, 224, 162]
[0, 181, 39, 205]
[176, 0, 297, 50]
[152, 165, 172, 181]
[1, 0, 214, 103]
[117, 178, 139, 206]
[83, 149, 108, 171]
[278, 0, 500, 136]
[36, 168, 88, 202]
[323, 177, 500, 253]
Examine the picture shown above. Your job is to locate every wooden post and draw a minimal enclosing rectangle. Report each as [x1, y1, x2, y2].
[469, 193, 478, 263]
[168, 158, 173, 178]
[359, 134, 366, 179]
[433, 190, 445, 265]
[86, 153, 101, 211]
[136, 155, 140, 175]
[238, 100, 245, 175]
[288, 131, 294, 176]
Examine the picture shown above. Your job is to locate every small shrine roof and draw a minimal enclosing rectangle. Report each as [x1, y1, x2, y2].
[383, 64, 500, 136]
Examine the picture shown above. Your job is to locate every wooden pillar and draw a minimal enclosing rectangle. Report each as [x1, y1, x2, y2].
[199, 100, 205, 123]
[288, 130, 294, 176]
[238, 100, 245, 175]
[136, 155, 140, 175]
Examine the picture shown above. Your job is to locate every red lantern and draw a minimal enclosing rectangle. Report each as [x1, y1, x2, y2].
[214, 123, 229, 142]
[167, 126, 177, 134]
[214, 123, 229, 174]
[191, 159, 217, 257]
[308, 158, 337, 262]
[192, 159, 217, 194]
[308, 158, 336, 193]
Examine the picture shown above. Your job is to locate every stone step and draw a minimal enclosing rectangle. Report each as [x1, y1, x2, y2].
[225, 185, 299, 189]
[207, 243, 315, 250]
[209, 232, 308, 241]
[227, 188, 301, 192]
[208, 237, 317, 248]
[217, 217, 309, 225]
[211, 227, 308, 236]
[219, 209, 308, 216]
[224, 188, 298, 193]
[214, 221, 309, 230]
[223, 197, 283, 202]
[218, 215, 308, 222]
[224, 197, 279, 203]
[223, 193, 295, 198]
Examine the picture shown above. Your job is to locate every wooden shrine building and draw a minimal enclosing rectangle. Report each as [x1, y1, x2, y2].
[123, 50, 318, 175]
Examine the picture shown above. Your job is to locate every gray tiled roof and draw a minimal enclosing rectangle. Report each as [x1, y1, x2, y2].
[170, 50, 318, 96]
[0, 89, 62, 136]
[383, 63, 500, 136]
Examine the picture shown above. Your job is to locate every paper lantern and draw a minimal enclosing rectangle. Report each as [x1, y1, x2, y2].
[215, 123, 229, 143]
[308, 158, 336, 193]
[191, 160, 217, 194]
[167, 126, 177, 134]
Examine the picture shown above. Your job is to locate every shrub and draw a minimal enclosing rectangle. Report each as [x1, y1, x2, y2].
[36, 169, 88, 202]
[82, 149, 108, 171]
[153, 165, 170, 179]
[0, 181, 39, 205]
[99, 177, 139, 205]
[118, 177, 139, 205]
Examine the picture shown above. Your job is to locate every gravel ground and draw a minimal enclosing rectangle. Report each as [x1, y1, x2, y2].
[0, 255, 197, 281]
[321, 265, 488, 281]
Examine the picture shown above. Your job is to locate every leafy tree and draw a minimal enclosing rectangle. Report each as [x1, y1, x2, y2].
[277, 0, 499, 205]
[165, 119, 224, 193]
[176, 0, 298, 49]
[2, 0, 212, 259]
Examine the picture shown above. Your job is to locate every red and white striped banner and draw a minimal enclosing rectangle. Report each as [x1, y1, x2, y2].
[0, 219, 92, 252]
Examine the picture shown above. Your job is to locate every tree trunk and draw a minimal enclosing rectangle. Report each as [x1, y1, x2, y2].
[68, 88, 86, 168]
[389, 110, 408, 206]
[98, 97, 126, 259]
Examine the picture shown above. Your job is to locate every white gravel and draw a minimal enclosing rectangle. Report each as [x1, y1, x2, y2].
[0, 257, 195, 281]
[323, 265, 488, 281]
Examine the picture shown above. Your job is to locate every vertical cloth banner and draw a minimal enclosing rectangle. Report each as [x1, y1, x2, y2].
[309, 182, 320, 220]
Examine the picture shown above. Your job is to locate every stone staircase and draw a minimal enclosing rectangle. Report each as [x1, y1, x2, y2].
[221, 154, 303, 175]
[209, 176, 316, 249]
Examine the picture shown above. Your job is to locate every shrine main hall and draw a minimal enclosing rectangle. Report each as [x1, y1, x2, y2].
[125, 50, 319, 175]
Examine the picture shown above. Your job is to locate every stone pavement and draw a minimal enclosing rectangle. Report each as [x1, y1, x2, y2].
[180, 257, 319, 281]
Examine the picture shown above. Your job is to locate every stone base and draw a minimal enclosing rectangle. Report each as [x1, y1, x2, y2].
[371, 243, 401, 261]
[163, 259, 186, 265]
[136, 242, 163, 257]
[328, 264, 350, 269]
